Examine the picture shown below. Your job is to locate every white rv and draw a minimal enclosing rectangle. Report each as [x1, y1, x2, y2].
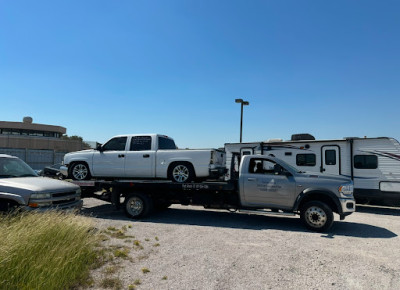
[225, 134, 400, 205]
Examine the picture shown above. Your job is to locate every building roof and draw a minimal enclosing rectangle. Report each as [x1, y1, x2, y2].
[0, 120, 66, 135]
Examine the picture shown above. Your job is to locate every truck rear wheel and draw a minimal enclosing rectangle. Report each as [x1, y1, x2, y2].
[168, 162, 195, 183]
[69, 162, 91, 180]
[300, 201, 334, 232]
[124, 192, 153, 219]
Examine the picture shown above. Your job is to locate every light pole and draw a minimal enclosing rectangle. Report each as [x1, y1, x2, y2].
[235, 98, 249, 143]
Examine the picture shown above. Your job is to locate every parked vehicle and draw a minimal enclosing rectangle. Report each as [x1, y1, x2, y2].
[75, 155, 355, 232]
[62, 134, 226, 183]
[0, 154, 82, 212]
[224, 134, 400, 205]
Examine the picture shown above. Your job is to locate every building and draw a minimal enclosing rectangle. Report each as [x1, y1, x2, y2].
[0, 117, 86, 169]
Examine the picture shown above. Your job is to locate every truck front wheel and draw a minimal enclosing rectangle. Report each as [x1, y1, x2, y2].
[300, 201, 334, 232]
[124, 192, 153, 219]
[69, 162, 91, 180]
[168, 162, 195, 183]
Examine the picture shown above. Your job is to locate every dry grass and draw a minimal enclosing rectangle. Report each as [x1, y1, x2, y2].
[0, 211, 99, 289]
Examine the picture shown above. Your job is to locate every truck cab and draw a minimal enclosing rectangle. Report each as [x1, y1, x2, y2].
[237, 155, 355, 231]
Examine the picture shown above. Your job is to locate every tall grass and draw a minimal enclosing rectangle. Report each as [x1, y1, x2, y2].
[0, 211, 99, 289]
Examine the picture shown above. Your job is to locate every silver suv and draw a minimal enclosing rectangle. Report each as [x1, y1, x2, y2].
[0, 154, 82, 212]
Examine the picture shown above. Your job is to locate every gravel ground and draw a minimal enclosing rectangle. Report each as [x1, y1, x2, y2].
[81, 197, 400, 289]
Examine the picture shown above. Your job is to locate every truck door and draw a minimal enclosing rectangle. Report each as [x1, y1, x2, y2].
[242, 157, 296, 208]
[321, 146, 340, 175]
[124, 136, 154, 178]
[92, 136, 127, 177]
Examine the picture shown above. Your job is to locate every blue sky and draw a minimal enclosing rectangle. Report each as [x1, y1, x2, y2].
[1, 0, 399, 148]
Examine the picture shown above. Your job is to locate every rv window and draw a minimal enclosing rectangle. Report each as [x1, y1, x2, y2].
[296, 154, 316, 166]
[325, 150, 336, 165]
[354, 155, 378, 169]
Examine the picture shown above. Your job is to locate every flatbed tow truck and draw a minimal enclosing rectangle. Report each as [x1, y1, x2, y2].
[71, 155, 355, 232]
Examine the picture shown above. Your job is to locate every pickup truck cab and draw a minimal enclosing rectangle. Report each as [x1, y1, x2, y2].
[0, 154, 82, 212]
[62, 134, 226, 183]
[237, 155, 355, 230]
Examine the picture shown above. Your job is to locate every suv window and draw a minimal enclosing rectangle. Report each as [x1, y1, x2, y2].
[0, 157, 37, 178]
[158, 137, 176, 149]
[130, 136, 152, 151]
[354, 155, 378, 169]
[296, 154, 316, 166]
[102, 137, 127, 151]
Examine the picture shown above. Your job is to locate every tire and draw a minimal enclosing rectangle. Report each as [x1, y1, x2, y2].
[168, 162, 195, 183]
[124, 192, 153, 219]
[300, 201, 334, 232]
[0, 200, 20, 214]
[69, 162, 91, 180]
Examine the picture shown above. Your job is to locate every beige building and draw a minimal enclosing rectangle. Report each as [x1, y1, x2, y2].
[0, 117, 84, 152]
[0, 117, 86, 169]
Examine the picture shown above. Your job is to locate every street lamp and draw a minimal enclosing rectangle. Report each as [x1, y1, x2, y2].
[235, 98, 249, 143]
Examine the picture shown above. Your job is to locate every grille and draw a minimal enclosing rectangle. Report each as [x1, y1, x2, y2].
[52, 191, 76, 198]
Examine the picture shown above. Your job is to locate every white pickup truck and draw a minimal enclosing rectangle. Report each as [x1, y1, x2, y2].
[62, 134, 226, 182]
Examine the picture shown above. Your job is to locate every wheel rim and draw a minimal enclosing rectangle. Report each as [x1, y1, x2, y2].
[172, 165, 189, 182]
[126, 197, 144, 217]
[72, 164, 88, 180]
[305, 206, 327, 228]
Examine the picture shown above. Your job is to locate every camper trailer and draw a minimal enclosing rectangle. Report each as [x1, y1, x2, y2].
[225, 134, 400, 205]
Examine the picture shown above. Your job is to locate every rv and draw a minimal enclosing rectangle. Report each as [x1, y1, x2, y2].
[225, 134, 400, 205]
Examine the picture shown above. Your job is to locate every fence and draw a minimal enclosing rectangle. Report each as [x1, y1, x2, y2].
[0, 148, 66, 170]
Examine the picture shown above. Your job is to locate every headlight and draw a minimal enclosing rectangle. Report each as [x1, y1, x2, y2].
[339, 183, 354, 196]
[30, 193, 51, 199]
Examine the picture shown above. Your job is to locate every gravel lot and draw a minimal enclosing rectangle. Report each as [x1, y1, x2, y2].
[82, 197, 400, 289]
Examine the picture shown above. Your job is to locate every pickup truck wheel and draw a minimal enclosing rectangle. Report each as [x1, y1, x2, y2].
[69, 162, 91, 180]
[169, 163, 194, 183]
[300, 201, 334, 232]
[124, 192, 153, 219]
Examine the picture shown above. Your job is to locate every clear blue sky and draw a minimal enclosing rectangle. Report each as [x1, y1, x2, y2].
[1, 0, 399, 148]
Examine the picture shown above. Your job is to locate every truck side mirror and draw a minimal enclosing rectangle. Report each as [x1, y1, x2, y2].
[96, 143, 103, 152]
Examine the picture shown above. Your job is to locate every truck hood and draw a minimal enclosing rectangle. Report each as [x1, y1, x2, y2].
[299, 172, 351, 183]
[65, 149, 95, 156]
[0, 177, 80, 194]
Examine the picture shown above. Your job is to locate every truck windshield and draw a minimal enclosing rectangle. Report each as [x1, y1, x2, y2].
[0, 157, 38, 178]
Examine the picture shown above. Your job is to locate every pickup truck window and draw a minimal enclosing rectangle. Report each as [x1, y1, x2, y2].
[249, 158, 284, 175]
[158, 137, 176, 150]
[103, 137, 127, 151]
[130, 136, 152, 151]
